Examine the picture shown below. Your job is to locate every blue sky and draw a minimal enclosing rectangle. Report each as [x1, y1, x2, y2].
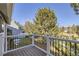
[12, 3, 79, 27]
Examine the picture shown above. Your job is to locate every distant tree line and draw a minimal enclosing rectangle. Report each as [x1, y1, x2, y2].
[60, 24, 79, 35]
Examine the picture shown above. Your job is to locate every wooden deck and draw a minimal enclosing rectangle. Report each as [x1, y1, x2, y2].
[3, 46, 47, 56]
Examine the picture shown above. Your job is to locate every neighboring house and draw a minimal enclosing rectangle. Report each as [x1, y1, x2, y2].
[7, 26, 22, 35]
[2, 20, 23, 47]
[7, 20, 23, 35]
[7, 20, 23, 45]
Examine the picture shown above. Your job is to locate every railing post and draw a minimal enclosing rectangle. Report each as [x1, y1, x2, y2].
[4, 23, 7, 52]
[45, 35, 50, 56]
[0, 33, 4, 56]
[32, 35, 35, 46]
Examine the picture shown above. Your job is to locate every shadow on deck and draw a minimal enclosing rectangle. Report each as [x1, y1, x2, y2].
[3, 45, 47, 56]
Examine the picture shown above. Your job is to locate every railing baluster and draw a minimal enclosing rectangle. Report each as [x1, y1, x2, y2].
[10, 39, 11, 50]
[62, 41, 63, 55]
[53, 39, 55, 55]
[59, 40, 61, 56]
[55, 40, 57, 56]
[13, 38, 16, 49]
[59, 41, 61, 56]
[54, 40, 56, 56]
[15, 37, 18, 48]
[13, 37, 14, 49]
[70, 42, 71, 56]
[58, 40, 59, 56]
[15, 37, 16, 49]
[74, 43, 77, 56]
[60, 41, 62, 56]
[65, 41, 67, 56]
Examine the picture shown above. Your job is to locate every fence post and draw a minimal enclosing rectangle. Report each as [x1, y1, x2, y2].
[45, 35, 50, 56]
[32, 35, 34, 46]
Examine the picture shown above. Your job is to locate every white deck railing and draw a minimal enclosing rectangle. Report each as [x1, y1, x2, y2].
[1, 33, 79, 56]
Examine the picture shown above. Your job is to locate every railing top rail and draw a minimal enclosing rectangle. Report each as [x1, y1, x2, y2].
[7, 33, 79, 43]
[7, 34, 44, 38]
[49, 37, 79, 43]
[31, 35, 79, 43]
[32, 34, 79, 43]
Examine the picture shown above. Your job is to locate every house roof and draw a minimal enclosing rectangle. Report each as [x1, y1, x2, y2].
[8, 20, 20, 29]
[0, 3, 13, 24]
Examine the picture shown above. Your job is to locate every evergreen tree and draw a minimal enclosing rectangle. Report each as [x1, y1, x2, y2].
[72, 24, 77, 34]
[71, 3, 79, 15]
[24, 21, 35, 34]
[15, 21, 24, 32]
[34, 8, 58, 35]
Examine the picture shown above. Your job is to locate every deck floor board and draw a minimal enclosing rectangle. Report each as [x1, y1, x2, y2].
[4, 46, 46, 56]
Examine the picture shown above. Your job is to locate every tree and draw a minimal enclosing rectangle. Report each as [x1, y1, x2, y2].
[24, 8, 58, 35]
[71, 24, 77, 34]
[76, 25, 79, 35]
[24, 21, 35, 34]
[34, 8, 58, 35]
[61, 27, 65, 32]
[71, 3, 79, 15]
[15, 21, 24, 32]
